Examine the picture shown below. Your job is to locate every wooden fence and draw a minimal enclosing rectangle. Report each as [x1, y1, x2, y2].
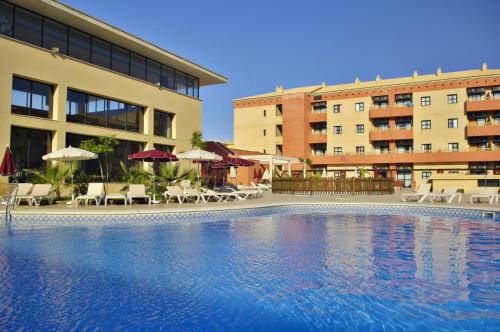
[272, 177, 395, 195]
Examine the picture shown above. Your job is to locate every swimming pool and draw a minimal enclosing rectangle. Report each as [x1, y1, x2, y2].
[1, 209, 499, 330]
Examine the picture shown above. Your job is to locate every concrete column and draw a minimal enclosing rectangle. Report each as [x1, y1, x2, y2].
[51, 83, 67, 154]
[143, 106, 154, 137]
[0, 66, 12, 185]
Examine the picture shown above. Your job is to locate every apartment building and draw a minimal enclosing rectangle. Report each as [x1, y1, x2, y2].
[0, 0, 226, 181]
[233, 66, 500, 188]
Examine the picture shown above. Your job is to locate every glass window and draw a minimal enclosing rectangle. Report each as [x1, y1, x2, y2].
[86, 95, 107, 127]
[194, 78, 199, 98]
[30, 82, 51, 117]
[334, 126, 342, 134]
[111, 45, 129, 75]
[263, 129, 266, 136]
[11, 77, 31, 116]
[421, 96, 431, 106]
[422, 171, 432, 180]
[355, 102, 364, 111]
[447, 94, 457, 104]
[161, 66, 175, 90]
[126, 104, 141, 133]
[0, 1, 14, 37]
[11, 77, 51, 118]
[187, 76, 195, 97]
[175, 71, 187, 94]
[333, 104, 341, 113]
[146, 59, 161, 84]
[130, 52, 146, 80]
[107, 100, 126, 130]
[42, 18, 68, 54]
[356, 146, 364, 154]
[10, 126, 50, 178]
[154, 144, 173, 153]
[448, 143, 459, 152]
[334, 147, 342, 155]
[91, 37, 111, 69]
[356, 124, 364, 133]
[68, 28, 91, 62]
[154, 110, 173, 138]
[421, 144, 432, 152]
[263, 109, 266, 117]
[66, 90, 86, 124]
[14, 7, 42, 45]
[421, 120, 431, 129]
[448, 118, 458, 128]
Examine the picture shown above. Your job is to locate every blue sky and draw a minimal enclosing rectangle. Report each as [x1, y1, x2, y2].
[63, 0, 500, 142]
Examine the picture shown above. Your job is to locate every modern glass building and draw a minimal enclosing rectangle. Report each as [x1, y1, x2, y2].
[0, 0, 227, 180]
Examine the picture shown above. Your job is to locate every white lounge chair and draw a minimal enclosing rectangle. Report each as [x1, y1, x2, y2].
[76, 183, 104, 206]
[127, 184, 151, 205]
[401, 183, 432, 202]
[201, 187, 239, 202]
[164, 186, 186, 204]
[251, 182, 271, 191]
[26, 184, 55, 207]
[184, 188, 203, 203]
[5, 183, 33, 205]
[469, 188, 499, 205]
[430, 187, 462, 203]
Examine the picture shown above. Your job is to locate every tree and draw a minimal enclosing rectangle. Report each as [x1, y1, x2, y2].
[190, 131, 204, 149]
[24, 162, 78, 200]
[119, 161, 152, 191]
[156, 163, 194, 188]
[79, 135, 119, 181]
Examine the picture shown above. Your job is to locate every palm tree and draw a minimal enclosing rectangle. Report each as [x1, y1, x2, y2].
[156, 163, 194, 188]
[119, 161, 152, 191]
[24, 162, 78, 200]
[191, 131, 204, 149]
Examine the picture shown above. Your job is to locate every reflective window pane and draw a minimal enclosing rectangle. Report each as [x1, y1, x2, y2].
[14, 7, 42, 45]
[161, 66, 175, 90]
[187, 76, 195, 97]
[86, 95, 107, 127]
[146, 59, 161, 84]
[11, 126, 50, 179]
[30, 82, 51, 118]
[194, 78, 199, 98]
[42, 18, 68, 54]
[126, 104, 141, 133]
[175, 71, 187, 95]
[11, 77, 31, 116]
[65, 133, 100, 175]
[130, 52, 146, 80]
[68, 28, 91, 62]
[154, 110, 173, 138]
[111, 45, 129, 75]
[107, 100, 126, 130]
[0, 1, 13, 36]
[66, 90, 86, 124]
[91, 37, 111, 69]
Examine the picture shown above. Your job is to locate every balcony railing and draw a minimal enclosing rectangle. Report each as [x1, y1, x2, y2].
[466, 123, 500, 137]
[369, 127, 413, 141]
[465, 97, 500, 112]
[369, 104, 413, 119]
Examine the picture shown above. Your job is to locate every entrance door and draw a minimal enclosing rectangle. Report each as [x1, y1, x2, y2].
[396, 171, 412, 188]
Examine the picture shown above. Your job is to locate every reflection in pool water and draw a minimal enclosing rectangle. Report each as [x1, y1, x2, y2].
[0, 212, 498, 330]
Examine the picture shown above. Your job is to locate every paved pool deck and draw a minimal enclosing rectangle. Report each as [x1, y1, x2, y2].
[10, 190, 500, 216]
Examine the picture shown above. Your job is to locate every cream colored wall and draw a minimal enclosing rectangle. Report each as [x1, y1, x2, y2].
[0, 36, 201, 179]
[327, 97, 371, 155]
[431, 174, 500, 194]
[413, 163, 468, 188]
[412, 88, 468, 152]
[234, 105, 282, 154]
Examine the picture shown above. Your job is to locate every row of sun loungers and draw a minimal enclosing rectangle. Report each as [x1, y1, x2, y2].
[401, 183, 499, 204]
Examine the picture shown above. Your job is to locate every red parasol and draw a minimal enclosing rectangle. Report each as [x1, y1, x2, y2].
[0, 146, 16, 176]
[128, 149, 177, 162]
[223, 156, 254, 167]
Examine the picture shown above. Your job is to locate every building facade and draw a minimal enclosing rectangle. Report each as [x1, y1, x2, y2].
[234, 66, 500, 188]
[0, 0, 226, 181]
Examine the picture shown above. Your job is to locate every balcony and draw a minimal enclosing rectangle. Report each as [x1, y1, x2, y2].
[465, 98, 500, 112]
[369, 128, 413, 141]
[466, 123, 500, 137]
[309, 112, 327, 123]
[308, 133, 327, 144]
[309, 148, 500, 165]
[369, 105, 413, 119]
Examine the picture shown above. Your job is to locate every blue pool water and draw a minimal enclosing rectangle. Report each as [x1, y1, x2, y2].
[0, 212, 499, 331]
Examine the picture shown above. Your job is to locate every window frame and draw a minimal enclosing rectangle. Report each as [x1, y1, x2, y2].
[355, 102, 364, 112]
[447, 94, 458, 104]
[448, 118, 458, 128]
[420, 96, 431, 106]
[333, 125, 342, 135]
[333, 104, 341, 113]
[421, 120, 431, 130]
[355, 124, 364, 133]
[11, 76, 52, 118]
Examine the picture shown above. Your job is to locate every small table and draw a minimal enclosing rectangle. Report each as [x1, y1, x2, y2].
[104, 194, 127, 206]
